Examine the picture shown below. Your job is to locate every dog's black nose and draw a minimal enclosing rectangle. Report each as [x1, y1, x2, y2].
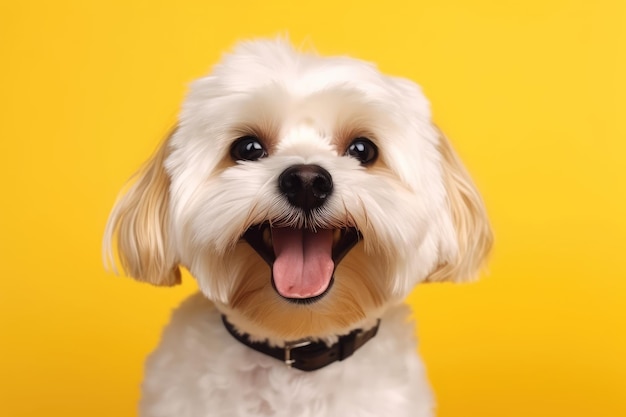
[278, 164, 333, 211]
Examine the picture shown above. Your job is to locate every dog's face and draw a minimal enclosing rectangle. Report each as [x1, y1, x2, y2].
[104, 40, 492, 340]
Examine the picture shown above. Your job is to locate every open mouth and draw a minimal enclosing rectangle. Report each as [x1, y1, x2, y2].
[243, 224, 360, 304]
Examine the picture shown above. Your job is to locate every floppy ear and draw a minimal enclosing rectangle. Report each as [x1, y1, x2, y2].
[427, 130, 493, 282]
[102, 131, 181, 286]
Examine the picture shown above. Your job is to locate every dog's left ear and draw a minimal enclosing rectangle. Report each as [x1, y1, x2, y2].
[102, 131, 181, 286]
[427, 130, 493, 282]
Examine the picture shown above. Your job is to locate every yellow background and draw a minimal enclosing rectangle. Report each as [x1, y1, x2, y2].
[1, 1, 624, 416]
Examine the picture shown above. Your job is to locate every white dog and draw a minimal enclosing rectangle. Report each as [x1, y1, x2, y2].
[104, 39, 492, 417]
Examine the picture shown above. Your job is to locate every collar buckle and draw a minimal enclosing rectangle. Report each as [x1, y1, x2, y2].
[284, 339, 312, 367]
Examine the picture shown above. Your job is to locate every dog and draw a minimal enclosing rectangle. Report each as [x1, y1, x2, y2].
[103, 39, 492, 417]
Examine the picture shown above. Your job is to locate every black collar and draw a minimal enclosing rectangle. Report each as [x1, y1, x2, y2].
[222, 316, 381, 372]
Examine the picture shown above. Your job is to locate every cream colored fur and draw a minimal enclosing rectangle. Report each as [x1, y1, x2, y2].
[103, 39, 492, 416]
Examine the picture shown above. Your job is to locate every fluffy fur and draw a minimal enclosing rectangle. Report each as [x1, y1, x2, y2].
[104, 39, 492, 416]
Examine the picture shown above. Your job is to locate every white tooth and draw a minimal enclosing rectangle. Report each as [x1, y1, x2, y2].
[333, 229, 341, 245]
[263, 227, 272, 247]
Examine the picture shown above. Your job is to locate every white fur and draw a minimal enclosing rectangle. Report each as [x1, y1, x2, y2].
[166, 40, 456, 302]
[142, 294, 433, 417]
[104, 39, 492, 417]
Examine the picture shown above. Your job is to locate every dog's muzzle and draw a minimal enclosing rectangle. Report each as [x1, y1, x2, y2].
[244, 164, 360, 304]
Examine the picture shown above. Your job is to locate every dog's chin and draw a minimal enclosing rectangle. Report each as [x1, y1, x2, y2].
[243, 223, 360, 304]
[220, 230, 390, 341]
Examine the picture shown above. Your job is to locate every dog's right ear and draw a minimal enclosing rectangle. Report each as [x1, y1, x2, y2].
[102, 130, 181, 286]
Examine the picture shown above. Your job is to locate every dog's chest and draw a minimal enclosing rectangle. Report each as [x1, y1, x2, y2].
[139, 294, 434, 417]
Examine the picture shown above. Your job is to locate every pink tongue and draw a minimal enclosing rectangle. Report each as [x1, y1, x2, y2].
[272, 228, 334, 298]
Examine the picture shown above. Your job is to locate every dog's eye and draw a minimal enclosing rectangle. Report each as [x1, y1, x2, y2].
[230, 136, 267, 161]
[346, 138, 378, 165]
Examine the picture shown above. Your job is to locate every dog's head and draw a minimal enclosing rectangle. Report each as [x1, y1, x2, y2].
[103, 40, 492, 340]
